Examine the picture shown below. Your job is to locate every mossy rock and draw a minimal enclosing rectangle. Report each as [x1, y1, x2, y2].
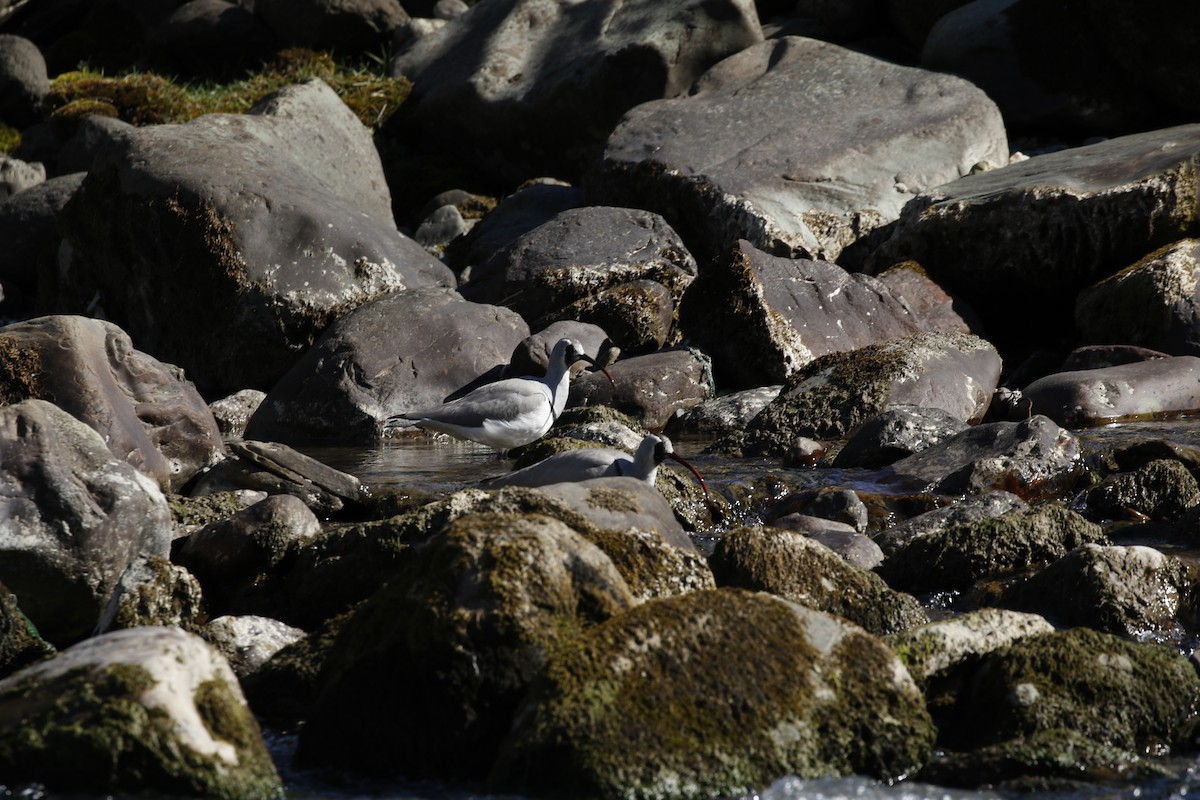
[1086, 458, 1200, 522]
[0, 586, 54, 681]
[168, 492, 255, 528]
[297, 513, 635, 780]
[943, 627, 1200, 754]
[0, 627, 281, 799]
[710, 526, 928, 636]
[491, 588, 935, 799]
[878, 503, 1107, 594]
[0, 333, 47, 406]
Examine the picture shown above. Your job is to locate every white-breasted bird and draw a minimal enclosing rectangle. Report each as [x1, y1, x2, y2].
[385, 338, 611, 452]
[484, 433, 708, 494]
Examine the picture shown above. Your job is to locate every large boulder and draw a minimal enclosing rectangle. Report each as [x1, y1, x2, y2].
[0, 172, 84, 318]
[491, 588, 935, 798]
[679, 240, 926, 388]
[586, 35, 1007, 265]
[569, 348, 713, 430]
[1022, 356, 1200, 427]
[389, 0, 763, 181]
[298, 513, 635, 779]
[725, 332, 1000, 457]
[0, 315, 224, 491]
[0, 400, 173, 645]
[244, 288, 529, 444]
[868, 125, 1200, 365]
[54, 79, 454, 395]
[0, 626, 282, 798]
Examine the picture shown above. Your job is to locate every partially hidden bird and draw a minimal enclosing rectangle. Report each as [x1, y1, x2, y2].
[386, 338, 612, 453]
[484, 433, 708, 495]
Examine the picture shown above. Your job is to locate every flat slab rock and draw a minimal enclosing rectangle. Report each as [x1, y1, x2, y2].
[1023, 356, 1200, 426]
[587, 35, 1007, 264]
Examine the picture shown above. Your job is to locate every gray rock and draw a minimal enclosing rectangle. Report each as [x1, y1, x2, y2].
[414, 203, 470, 249]
[0, 400, 173, 645]
[834, 405, 970, 469]
[878, 504, 1106, 594]
[774, 487, 870, 534]
[1023, 356, 1200, 427]
[667, 385, 782, 437]
[922, 0, 1162, 133]
[588, 36, 1006, 265]
[492, 589, 935, 796]
[885, 607, 1055, 687]
[443, 179, 580, 272]
[0, 172, 85, 315]
[202, 615, 306, 678]
[191, 440, 363, 517]
[0, 626, 282, 797]
[0, 155, 44, 200]
[256, 0, 407, 53]
[173, 494, 322, 619]
[874, 490, 1028, 556]
[570, 348, 712, 430]
[461, 207, 696, 344]
[1076, 239, 1200, 356]
[887, 416, 1083, 502]
[1002, 543, 1196, 638]
[208, 389, 266, 439]
[875, 261, 978, 334]
[869, 125, 1200, 366]
[390, 0, 762, 181]
[298, 513, 634, 778]
[556, 278, 679, 354]
[244, 287, 528, 444]
[679, 241, 925, 388]
[146, 0, 275, 78]
[1060, 344, 1170, 372]
[56, 79, 453, 395]
[0, 315, 224, 491]
[0, 34, 48, 128]
[727, 332, 1000, 457]
[1086, 458, 1200, 522]
[95, 555, 204, 637]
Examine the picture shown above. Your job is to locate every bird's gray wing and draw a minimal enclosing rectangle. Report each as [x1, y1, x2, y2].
[402, 379, 549, 427]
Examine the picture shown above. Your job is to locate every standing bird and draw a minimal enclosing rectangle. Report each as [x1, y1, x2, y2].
[386, 338, 611, 452]
[485, 433, 708, 495]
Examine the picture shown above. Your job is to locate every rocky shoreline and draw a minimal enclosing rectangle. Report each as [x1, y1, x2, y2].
[4, 1, 1200, 798]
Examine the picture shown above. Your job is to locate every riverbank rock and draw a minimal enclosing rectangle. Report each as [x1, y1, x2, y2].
[667, 385, 782, 436]
[0, 315, 224, 491]
[460, 206, 697, 352]
[54, 79, 454, 395]
[879, 504, 1106, 595]
[298, 513, 635, 779]
[834, 405, 970, 469]
[937, 627, 1200, 760]
[0, 172, 84, 319]
[725, 332, 999, 457]
[1085, 458, 1200, 522]
[491, 588, 935, 798]
[0, 626, 282, 798]
[886, 415, 1083, 502]
[868, 125, 1200, 366]
[1022, 357, 1200, 427]
[1001, 543, 1197, 638]
[678, 240, 925, 388]
[0, 399, 172, 646]
[1075, 239, 1200, 356]
[710, 526, 927, 635]
[244, 287, 528, 444]
[0, 34, 49, 128]
[389, 0, 762, 181]
[201, 615, 306, 679]
[570, 348, 712, 430]
[586, 35, 1006, 265]
[874, 491, 1028, 556]
[0, 582, 55, 680]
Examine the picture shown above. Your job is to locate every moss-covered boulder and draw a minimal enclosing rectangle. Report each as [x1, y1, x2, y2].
[491, 588, 935, 799]
[939, 627, 1200, 757]
[1001, 543, 1198, 638]
[0, 583, 54, 681]
[710, 526, 927, 635]
[719, 332, 999, 457]
[0, 626, 282, 799]
[878, 504, 1107, 595]
[297, 512, 635, 779]
[1085, 458, 1200, 522]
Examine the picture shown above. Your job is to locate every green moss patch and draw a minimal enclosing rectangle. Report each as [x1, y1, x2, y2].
[0, 336, 48, 406]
